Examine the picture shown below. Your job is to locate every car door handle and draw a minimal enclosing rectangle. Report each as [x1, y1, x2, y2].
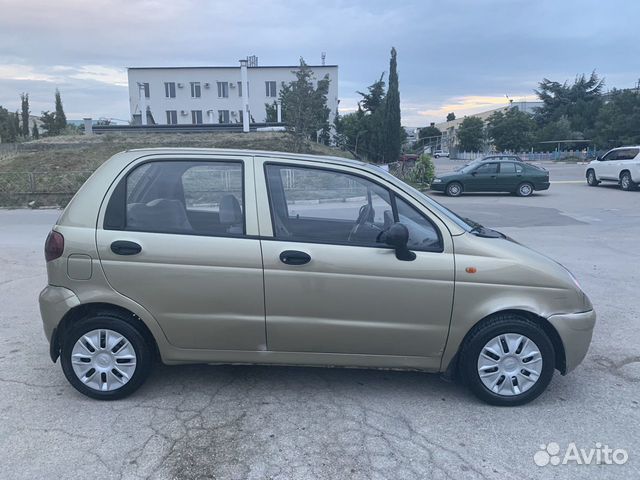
[279, 250, 311, 265]
[111, 240, 142, 256]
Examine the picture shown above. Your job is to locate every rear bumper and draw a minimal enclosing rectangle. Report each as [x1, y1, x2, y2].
[39, 285, 80, 344]
[535, 181, 550, 191]
[547, 309, 596, 374]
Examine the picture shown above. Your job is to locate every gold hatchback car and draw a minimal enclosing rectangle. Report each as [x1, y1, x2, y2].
[40, 149, 595, 405]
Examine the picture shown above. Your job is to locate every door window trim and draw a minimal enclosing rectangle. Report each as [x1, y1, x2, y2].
[263, 162, 444, 253]
[103, 158, 248, 239]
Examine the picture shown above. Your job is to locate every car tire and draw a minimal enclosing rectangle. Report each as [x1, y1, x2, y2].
[516, 182, 534, 197]
[620, 171, 636, 191]
[459, 313, 555, 406]
[60, 312, 154, 400]
[586, 169, 599, 186]
[446, 182, 463, 197]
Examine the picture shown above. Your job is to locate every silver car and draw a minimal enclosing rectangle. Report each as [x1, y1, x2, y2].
[39, 149, 595, 405]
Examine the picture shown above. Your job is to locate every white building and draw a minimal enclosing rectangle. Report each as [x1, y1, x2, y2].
[127, 60, 339, 127]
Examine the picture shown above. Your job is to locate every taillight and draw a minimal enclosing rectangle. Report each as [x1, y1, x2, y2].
[44, 230, 64, 262]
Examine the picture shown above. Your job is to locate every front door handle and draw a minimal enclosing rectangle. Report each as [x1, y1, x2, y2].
[111, 240, 142, 256]
[279, 250, 311, 265]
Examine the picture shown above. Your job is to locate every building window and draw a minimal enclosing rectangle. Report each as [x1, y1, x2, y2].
[237, 81, 242, 97]
[238, 110, 244, 123]
[218, 110, 230, 124]
[217, 82, 229, 98]
[166, 110, 178, 125]
[265, 81, 277, 97]
[142, 83, 150, 98]
[190, 82, 201, 98]
[164, 82, 176, 98]
[191, 110, 203, 124]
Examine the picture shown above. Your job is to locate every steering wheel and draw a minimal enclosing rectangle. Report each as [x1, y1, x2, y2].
[347, 203, 375, 242]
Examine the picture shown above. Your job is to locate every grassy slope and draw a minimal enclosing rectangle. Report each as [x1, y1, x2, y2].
[0, 132, 354, 172]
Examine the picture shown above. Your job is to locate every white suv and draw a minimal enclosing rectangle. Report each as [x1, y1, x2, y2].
[586, 146, 640, 191]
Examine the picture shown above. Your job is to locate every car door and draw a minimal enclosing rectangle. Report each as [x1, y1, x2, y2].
[597, 150, 619, 179]
[467, 162, 499, 191]
[96, 154, 266, 351]
[495, 162, 520, 191]
[255, 158, 455, 361]
[616, 148, 640, 178]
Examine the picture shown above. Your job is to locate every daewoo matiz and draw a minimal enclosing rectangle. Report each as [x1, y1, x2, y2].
[40, 149, 595, 405]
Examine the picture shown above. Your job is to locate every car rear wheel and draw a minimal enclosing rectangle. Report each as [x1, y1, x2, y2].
[60, 313, 153, 400]
[620, 171, 636, 191]
[586, 169, 599, 186]
[446, 182, 463, 197]
[516, 182, 534, 197]
[459, 314, 555, 406]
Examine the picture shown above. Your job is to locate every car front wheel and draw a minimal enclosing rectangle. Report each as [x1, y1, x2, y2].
[446, 182, 463, 197]
[516, 182, 534, 197]
[60, 312, 153, 400]
[459, 314, 555, 406]
[586, 169, 599, 186]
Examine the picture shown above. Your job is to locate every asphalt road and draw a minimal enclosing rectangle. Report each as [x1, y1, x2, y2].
[1, 170, 639, 479]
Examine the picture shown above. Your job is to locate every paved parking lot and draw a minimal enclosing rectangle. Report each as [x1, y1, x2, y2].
[1, 164, 639, 479]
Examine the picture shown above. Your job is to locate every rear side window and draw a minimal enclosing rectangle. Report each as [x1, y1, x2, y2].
[105, 160, 245, 236]
[500, 162, 516, 174]
[619, 148, 640, 160]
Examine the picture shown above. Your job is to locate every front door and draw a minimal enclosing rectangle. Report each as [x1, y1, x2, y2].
[466, 162, 499, 191]
[96, 156, 266, 351]
[256, 160, 455, 359]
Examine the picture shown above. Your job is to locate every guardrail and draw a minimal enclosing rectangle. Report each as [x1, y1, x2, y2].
[92, 122, 286, 135]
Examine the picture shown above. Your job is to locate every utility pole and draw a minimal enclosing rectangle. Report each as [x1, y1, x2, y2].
[240, 59, 250, 133]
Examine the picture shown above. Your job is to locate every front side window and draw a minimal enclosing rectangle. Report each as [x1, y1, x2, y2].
[395, 196, 442, 251]
[474, 163, 499, 174]
[217, 81, 229, 98]
[190, 82, 201, 98]
[164, 82, 176, 98]
[166, 110, 178, 125]
[265, 81, 277, 97]
[265, 164, 442, 251]
[120, 161, 244, 236]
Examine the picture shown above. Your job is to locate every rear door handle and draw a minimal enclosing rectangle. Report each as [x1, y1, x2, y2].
[279, 250, 311, 265]
[111, 240, 142, 256]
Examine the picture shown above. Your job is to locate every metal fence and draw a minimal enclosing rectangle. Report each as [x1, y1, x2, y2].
[452, 151, 592, 162]
[0, 170, 94, 206]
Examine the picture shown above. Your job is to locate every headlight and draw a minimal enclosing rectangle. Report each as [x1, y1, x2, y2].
[432, 178, 442, 183]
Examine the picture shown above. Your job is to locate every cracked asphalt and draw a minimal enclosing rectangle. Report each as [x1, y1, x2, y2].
[1, 167, 639, 479]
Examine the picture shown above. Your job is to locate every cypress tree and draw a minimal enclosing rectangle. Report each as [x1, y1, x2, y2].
[382, 47, 401, 162]
[32, 120, 40, 139]
[20, 93, 30, 137]
[54, 89, 67, 133]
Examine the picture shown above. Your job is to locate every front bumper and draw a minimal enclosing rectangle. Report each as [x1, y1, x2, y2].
[547, 309, 596, 374]
[39, 285, 80, 343]
[430, 181, 446, 191]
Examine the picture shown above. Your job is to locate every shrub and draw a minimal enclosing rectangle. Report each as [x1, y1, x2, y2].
[407, 154, 435, 186]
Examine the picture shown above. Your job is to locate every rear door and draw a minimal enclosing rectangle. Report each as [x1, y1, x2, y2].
[96, 154, 266, 351]
[254, 157, 455, 362]
[495, 162, 520, 191]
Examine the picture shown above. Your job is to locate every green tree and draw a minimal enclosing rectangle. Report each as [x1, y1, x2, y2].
[457, 116, 485, 152]
[487, 108, 536, 151]
[40, 111, 57, 136]
[446, 112, 456, 121]
[264, 101, 278, 122]
[54, 89, 67, 133]
[382, 47, 401, 162]
[418, 125, 441, 141]
[357, 73, 385, 114]
[279, 58, 331, 149]
[534, 71, 604, 139]
[594, 89, 640, 149]
[32, 120, 40, 139]
[0, 106, 18, 142]
[20, 93, 30, 137]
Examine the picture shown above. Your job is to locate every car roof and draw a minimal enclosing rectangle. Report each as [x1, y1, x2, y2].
[479, 156, 523, 162]
[609, 146, 640, 150]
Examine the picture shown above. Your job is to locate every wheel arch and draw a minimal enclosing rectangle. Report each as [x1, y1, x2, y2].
[443, 309, 567, 380]
[51, 303, 160, 363]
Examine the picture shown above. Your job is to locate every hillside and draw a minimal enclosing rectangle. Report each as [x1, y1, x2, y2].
[0, 131, 355, 173]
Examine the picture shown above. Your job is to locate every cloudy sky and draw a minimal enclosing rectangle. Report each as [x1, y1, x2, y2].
[1, 0, 638, 126]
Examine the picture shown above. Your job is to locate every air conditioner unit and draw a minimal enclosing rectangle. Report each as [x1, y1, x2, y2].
[231, 111, 237, 116]
[229, 83, 236, 88]
[177, 83, 184, 88]
[180, 110, 189, 116]
[204, 83, 210, 88]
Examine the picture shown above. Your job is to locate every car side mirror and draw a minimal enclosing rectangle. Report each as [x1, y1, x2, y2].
[379, 222, 416, 261]
[596, 156, 602, 161]
[471, 171, 477, 176]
